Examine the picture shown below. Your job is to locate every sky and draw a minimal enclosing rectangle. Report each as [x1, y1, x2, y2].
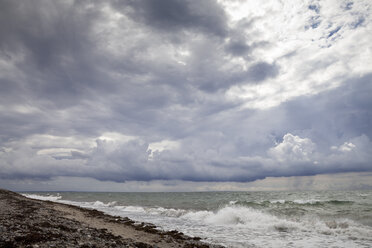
[0, 0, 372, 192]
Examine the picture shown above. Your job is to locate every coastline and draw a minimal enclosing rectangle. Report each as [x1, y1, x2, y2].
[0, 189, 224, 248]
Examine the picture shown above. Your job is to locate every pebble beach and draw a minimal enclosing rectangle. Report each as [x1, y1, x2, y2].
[0, 189, 223, 248]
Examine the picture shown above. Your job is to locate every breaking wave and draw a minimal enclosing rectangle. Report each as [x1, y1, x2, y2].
[230, 199, 355, 208]
[22, 193, 62, 201]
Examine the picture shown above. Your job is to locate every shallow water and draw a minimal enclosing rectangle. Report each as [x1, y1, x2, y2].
[23, 191, 372, 248]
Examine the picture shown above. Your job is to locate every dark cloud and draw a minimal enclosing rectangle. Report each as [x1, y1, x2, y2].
[0, 0, 107, 109]
[114, 0, 228, 37]
[327, 26, 341, 38]
[225, 39, 251, 57]
[308, 4, 320, 14]
[246, 62, 279, 82]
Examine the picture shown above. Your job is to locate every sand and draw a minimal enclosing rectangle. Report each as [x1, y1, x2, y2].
[0, 189, 224, 248]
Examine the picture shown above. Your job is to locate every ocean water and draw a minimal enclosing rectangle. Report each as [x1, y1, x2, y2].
[23, 191, 372, 248]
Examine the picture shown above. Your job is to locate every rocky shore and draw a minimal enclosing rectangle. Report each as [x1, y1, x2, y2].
[0, 189, 224, 248]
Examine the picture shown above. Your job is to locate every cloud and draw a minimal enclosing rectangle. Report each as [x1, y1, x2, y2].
[0, 0, 371, 188]
[1, 130, 371, 182]
[115, 0, 228, 37]
[246, 62, 279, 82]
[224, 39, 251, 57]
[268, 134, 316, 163]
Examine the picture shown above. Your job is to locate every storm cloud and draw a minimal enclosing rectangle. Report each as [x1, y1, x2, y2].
[0, 0, 372, 188]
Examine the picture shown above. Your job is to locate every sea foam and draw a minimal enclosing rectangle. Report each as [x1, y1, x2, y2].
[23, 193, 62, 201]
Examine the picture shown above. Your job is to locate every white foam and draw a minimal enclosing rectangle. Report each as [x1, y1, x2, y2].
[268, 199, 323, 204]
[269, 199, 286, 204]
[23, 193, 62, 201]
[118, 204, 372, 247]
[92, 200, 117, 207]
[114, 205, 145, 213]
[146, 207, 187, 217]
[293, 199, 320, 204]
[181, 205, 297, 231]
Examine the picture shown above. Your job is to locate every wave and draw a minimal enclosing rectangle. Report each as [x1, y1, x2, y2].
[22, 193, 62, 201]
[181, 205, 298, 230]
[91, 200, 117, 207]
[293, 199, 354, 205]
[230, 199, 355, 208]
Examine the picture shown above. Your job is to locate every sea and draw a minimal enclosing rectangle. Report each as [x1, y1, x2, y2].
[23, 191, 372, 248]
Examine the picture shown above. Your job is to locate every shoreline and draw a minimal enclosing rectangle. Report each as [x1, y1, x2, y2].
[0, 189, 224, 248]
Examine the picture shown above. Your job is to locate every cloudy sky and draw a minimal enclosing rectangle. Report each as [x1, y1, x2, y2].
[1, 0, 372, 191]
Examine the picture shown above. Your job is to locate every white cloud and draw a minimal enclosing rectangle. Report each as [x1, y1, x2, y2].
[269, 133, 316, 163]
[36, 148, 84, 157]
[148, 139, 180, 158]
[225, 0, 372, 109]
[98, 132, 138, 143]
[335, 142, 356, 152]
[326, 135, 372, 167]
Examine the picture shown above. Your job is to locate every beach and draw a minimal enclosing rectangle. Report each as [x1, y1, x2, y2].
[0, 189, 222, 248]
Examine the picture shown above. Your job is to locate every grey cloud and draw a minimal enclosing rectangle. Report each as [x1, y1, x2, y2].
[2, 132, 370, 183]
[192, 60, 279, 92]
[246, 62, 279, 82]
[0, 0, 106, 108]
[305, 16, 321, 29]
[343, 2, 354, 11]
[308, 4, 320, 14]
[327, 26, 341, 38]
[225, 39, 251, 57]
[70, 151, 90, 160]
[282, 74, 372, 149]
[115, 0, 228, 37]
[186, 39, 279, 91]
[351, 17, 365, 29]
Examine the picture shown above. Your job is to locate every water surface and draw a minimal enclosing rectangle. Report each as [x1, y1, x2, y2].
[23, 191, 372, 247]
